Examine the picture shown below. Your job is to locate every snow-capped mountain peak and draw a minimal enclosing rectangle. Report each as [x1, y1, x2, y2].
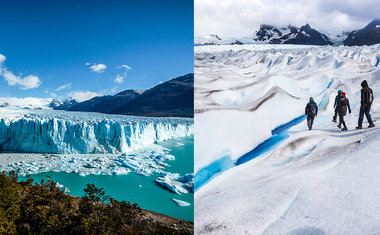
[254, 23, 333, 45]
[49, 97, 79, 110]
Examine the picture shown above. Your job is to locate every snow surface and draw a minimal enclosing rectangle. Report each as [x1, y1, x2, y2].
[195, 44, 380, 234]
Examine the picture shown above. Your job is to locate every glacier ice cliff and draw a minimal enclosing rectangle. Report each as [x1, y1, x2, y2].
[0, 109, 193, 154]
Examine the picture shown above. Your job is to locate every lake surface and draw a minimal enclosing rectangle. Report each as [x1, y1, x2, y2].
[19, 135, 194, 221]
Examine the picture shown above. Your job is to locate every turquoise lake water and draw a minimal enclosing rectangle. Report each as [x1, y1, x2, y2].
[19, 136, 194, 221]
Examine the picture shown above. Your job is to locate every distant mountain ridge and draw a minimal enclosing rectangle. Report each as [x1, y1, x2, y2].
[195, 20, 380, 47]
[344, 19, 380, 46]
[111, 73, 194, 117]
[57, 73, 193, 118]
[69, 90, 143, 113]
[194, 35, 246, 45]
[49, 97, 78, 110]
[253, 23, 333, 45]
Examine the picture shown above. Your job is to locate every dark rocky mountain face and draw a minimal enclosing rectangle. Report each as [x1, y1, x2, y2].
[284, 24, 333, 45]
[254, 24, 285, 42]
[68, 90, 143, 113]
[111, 73, 194, 118]
[344, 19, 380, 46]
[65, 74, 193, 118]
[49, 99, 62, 109]
[254, 24, 333, 45]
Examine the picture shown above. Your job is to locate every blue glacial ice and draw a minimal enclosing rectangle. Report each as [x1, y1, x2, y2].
[0, 109, 193, 154]
[156, 172, 194, 194]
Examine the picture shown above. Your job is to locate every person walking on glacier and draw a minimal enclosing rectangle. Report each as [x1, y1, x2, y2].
[332, 90, 343, 122]
[356, 80, 375, 129]
[305, 97, 318, 130]
[337, 92, 351, 131]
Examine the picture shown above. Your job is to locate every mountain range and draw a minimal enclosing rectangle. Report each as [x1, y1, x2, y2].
[49, 97, 78, 110]
[253, 23, 333, 45]
[50, 73, 194, 118]
[195, 19, 380, 46]
[344, 19, 380, 46]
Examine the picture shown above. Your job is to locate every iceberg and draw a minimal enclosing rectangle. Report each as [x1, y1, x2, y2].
[155, 172, 194, 194]
[0, 145, 177, 178]
[172, 198, 191, 207]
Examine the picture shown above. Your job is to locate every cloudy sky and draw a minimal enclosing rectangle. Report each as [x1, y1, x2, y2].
[0, 0, 193, 101]
[195, 0, 380, 37]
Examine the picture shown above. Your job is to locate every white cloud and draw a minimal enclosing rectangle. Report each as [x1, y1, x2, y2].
[54, 83, 72, 92]
[85, 62, 107, 73]
[114, 64, 132, 84]
[0, 54, 6, 64]
[195, 0, 380, 36]
[120, 64, 132, 70]
[50, 92, 57, 98]
[114, 74, 125, 84]
[68, 91, 101, 102]
[0, 54, 42, 90]
[2, 72, 41, 90]
[0, 97, 52, 108]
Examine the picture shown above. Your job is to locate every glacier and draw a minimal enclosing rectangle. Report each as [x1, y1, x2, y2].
[0, 109, 194, 195]
[0, 109, 193, 154]
[195, 44, 380, 234]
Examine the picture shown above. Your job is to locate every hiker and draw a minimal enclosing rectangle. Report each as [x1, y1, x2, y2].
[332, 90, 343, 122]
[337, 91, 351, 131]
[305, 97, 318, 130]
[356, 80, 375, 129]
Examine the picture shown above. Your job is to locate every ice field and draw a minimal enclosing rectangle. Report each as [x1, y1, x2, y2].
[195, 44, 380, 234]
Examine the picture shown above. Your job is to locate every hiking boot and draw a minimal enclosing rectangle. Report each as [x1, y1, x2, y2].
[355, 126, 363, 129]
[309, 127, 312, 131]
[368, 123, 375, 128]
[337, 124, 341, 129]
[342, 127, 348, 131]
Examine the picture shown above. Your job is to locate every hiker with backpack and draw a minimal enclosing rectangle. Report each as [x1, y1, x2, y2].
[305, 97, 318, 130]
[332, 90, 343, 122]
[337, 91, 351, 131]
[356, 80, 375, 129]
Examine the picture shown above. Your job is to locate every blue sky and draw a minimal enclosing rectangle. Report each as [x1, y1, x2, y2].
[0, 0, 193, 101]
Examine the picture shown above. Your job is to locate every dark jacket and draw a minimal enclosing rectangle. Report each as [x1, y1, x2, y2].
[360, 80, 374, 105]
[337, 96, 351, 116]
[305, 101, 318, 116]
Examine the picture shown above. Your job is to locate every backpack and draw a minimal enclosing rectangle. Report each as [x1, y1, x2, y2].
[309, 102, 317, 115]
[340, 98, 347, 107]
[369, 88, 374, 103]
